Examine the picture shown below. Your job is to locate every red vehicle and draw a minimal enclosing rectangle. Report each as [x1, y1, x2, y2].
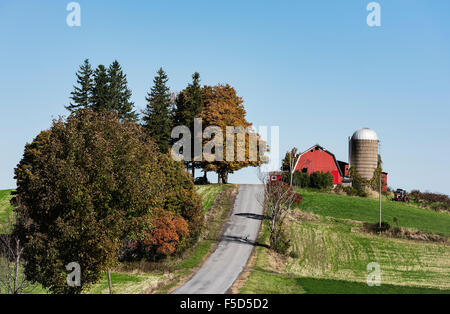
[392, 189, 409, 203]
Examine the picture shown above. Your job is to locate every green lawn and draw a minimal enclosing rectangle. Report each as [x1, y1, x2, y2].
[195, 184, 231, 213]
[86, 272, 164, 294]
[0, 189, 14, 226]
[240, 270, 450, 294]
[297, 189, 450, 235]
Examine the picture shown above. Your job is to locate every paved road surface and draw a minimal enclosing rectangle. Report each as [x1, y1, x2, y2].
[173, 184, 264, 294]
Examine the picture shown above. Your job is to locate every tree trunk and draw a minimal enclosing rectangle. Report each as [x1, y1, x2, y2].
[107, 270, 113, 294]
[13, 240, 20, 294]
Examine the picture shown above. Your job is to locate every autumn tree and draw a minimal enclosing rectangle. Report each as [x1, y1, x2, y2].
[281, 147, 300, 186]
[281, 147, 300, 172]
[201, 84, 267, 183]
[142, 68, 173, 153]
[12, 109, 202, 293]
[173, 72, 203, 177]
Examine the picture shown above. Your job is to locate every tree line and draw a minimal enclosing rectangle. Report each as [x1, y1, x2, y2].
[66, 59, 266, 183]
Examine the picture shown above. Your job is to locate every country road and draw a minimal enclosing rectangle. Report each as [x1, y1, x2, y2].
[173, 184, 264, 294]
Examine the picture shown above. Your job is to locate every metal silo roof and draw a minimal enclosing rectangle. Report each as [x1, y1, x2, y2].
[351, 128, 378, 141]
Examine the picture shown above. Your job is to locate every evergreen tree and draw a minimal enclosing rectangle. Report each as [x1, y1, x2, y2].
[107, 60, 137, 120]
[91, 64, 110, 113]
[66, 59, 94, 112]
[142, 68, 173, 153]
[174, 72, 203, 177]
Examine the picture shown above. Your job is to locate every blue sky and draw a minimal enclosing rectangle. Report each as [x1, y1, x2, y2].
[0, 0, 449, 194]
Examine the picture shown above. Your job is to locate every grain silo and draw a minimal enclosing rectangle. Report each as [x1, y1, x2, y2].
[349, 128, 379, 180]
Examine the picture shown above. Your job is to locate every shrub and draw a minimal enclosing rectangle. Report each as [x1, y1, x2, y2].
[363, 222, 391, 233]
[409, 189, 450, 212]
[271, 227, 291, 255]
[309, 171, 334, 190]
[292, 172, 310, 188]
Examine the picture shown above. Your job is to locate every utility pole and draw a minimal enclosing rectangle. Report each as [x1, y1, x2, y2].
[378, 152, 382, 228]
[379, 168, 382, 228]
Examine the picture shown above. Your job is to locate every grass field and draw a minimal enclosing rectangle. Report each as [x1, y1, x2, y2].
[297, 189, 450, 235]
[195, 184, 231, 213]
[240, 189, 450, 294]
[0, 189, 14, 226]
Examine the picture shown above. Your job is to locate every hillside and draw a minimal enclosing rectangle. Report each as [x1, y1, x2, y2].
[238, 189, 450, 294]
[298, 189, 450, 235]
[0, 189, 14, 227]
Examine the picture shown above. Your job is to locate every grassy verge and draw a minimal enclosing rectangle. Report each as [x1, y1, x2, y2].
[195, 184, 231, 213]
[240, 190, 450, 294]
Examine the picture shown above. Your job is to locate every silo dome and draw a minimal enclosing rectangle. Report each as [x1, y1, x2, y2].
[351, 128, 378, 141]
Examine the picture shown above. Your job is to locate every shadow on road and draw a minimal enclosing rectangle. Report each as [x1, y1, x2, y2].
[235, 212, 267, 220]
[220, 235, 270, 248]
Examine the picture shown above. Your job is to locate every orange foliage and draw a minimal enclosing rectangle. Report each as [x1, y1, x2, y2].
[143, 209, 189, 255]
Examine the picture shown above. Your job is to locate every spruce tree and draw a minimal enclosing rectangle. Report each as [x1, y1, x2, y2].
[66, 59, 94, 112]
[91, 64, 110, 113]
[107, 60, 137, 120]
[142, 68, 173, 153]
[174, 72, 203, 177]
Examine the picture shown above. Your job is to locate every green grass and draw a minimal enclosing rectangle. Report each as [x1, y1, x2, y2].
[297, 189, 450, 235]
[86, 272, 163, 294]
[240, 270, 450, 294]
[241, 190, 450, 294]
[195, 184, 230, 213]
[176, 240, 214, 269]
[0, 189, 14, 226]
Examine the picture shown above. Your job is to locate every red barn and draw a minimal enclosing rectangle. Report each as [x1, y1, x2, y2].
[294, 144, 345, 185]
[293, 144, 387, 190]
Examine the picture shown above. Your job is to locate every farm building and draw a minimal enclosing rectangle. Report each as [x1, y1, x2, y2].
[293, 144, 348, 185]
[292, 142, 388, 191]
[273, 128, 388, 191]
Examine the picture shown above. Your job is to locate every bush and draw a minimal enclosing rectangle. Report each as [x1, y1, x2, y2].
[271, 227, 291, 255]
[309, 171, 334, 190]
[285, 171, 332, 190]
[363, 222, 391, 233]
[292, 172, 310, 188]
[409, 190, 450, 212]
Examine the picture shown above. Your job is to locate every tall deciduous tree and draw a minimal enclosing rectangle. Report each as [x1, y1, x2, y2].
[66, 59, 94, 112]
[201, 84, 267, 183]
[174, 72, 203, 177]
[142, 68, 173, 153]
